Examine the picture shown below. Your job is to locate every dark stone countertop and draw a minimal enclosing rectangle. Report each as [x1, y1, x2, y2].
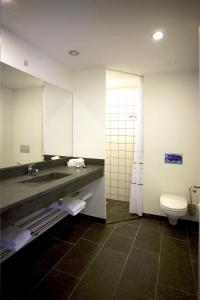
[0, 165, 104, 214]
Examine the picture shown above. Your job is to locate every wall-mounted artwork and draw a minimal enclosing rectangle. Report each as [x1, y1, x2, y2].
[165, 153, 183, 164]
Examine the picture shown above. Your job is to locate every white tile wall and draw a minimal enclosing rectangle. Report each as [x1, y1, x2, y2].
[105, 88, 136, 202]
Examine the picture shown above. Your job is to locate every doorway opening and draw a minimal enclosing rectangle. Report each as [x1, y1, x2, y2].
[105, 70, 141, 224]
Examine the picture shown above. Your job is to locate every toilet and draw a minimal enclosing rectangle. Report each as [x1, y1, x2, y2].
[160, 194, 187, 225]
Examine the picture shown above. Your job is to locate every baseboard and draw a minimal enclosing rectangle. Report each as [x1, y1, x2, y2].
[143, 213, 199, 225]
[79, 213, 106, 224]
[143, 213, 167, 221]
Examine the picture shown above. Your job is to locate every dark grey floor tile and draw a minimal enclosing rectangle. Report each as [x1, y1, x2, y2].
[163, 222, 187, 241]
[161, 237, 191, 267]
[55, 238, 102, 278]
[54, 218, 92, 243]
[134, 223, 161, 253]
[156, 284, 197, 300]
[158, 258, 196, 294]
[113, 288, 149, 300]
[1, 238, 72, 299]
[69, 248, 126, 300]
[113, 223, 139, 239]
[124, 219, 142, 227]
[142, 218, 163, 232]
[84, 247, 127, 284]
[188, 232, 199, 260]
[119, 248, 158, 299]
[69, 277, 115, 300]
[27, 269, 79, 300]
[83, 223, 115, 243]
[187, 222, 199, 233]
[106, 199, 138, 224]
[192, 260, 198, 287]
[105, 233, 133, 253]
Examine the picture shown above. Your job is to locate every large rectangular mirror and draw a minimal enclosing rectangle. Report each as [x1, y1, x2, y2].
[0, 62, 73, 168]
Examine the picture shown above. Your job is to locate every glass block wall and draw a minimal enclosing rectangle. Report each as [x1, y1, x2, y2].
[105, 88, 137, 202]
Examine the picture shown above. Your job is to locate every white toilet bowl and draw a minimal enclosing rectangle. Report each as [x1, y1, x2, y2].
[160, 194, 187, 225]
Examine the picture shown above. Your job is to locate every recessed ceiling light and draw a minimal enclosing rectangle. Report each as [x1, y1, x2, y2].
[152, 31, 164, 41]
[68, 50, 79, 56]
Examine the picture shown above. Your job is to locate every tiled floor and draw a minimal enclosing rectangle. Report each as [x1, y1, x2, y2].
[1, 215, 199, 300]
[106, 199, 139, 223]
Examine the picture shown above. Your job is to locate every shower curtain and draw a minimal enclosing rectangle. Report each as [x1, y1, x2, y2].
[129, 77, 144, 216]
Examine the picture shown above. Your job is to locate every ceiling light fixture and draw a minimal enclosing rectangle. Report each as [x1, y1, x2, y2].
[152, 31, 164, 41]
[68, 50, 79, 56]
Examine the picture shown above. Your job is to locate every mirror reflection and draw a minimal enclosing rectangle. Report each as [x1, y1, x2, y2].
[0, 62, 73, 168]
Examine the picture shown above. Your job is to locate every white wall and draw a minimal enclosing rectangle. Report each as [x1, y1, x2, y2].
[143, 71, 199, 221]
[12, 87, 43, 165]
[72, 69, 106, 219]
[72, 69, 106, 159]
[43, 83, 73, 156]
[0, 87, 13, 167]
[81, 177, 106, 219]
[1, 28, 72, 91]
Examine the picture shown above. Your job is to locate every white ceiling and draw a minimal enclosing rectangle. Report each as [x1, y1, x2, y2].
[2, 0, 200, 75]
[1, 62, 43, 89]
[106, 70, 140, 89]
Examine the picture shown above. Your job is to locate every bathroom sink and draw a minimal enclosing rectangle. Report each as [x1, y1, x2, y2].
[19, 172, 71, 184]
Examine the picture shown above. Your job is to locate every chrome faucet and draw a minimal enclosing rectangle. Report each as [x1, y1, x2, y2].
[28, 164, 38, 176]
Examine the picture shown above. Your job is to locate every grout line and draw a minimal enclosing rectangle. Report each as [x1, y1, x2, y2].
[154, 221, 164, 300]
[24, 221, 94, 298]
[80, 237, 104, 245]
[53, 267, 79, 279]
[163, 235, 188, 243]
[3, 294, 16, 300]
[111, 220, 143, 300]
[186, 227, 198, 295]
[159, 282, 197, 297]
[133, 246, 160, 255]
[52, 237, 75, 246]
[66, 223, 118, 300]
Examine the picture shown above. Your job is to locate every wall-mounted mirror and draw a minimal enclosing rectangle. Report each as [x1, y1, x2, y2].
[0, 62, 73, 168]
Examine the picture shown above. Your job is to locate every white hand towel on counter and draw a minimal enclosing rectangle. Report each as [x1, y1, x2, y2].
[67, 158, 85, 167]
[49, 196, 86, 216]
[0, 226, 31, 252]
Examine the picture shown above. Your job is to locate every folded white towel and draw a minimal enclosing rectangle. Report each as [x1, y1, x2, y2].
[70, 206, 85, 216]
[49, 196, 86, 216]
[51, 156, 60, 160]
[67, 158, 85, 167]
[0, 226, 31, 252]
[71, 191, 93, 202]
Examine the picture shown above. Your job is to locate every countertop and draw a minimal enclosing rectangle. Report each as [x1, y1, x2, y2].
[0, 165, 104, 213]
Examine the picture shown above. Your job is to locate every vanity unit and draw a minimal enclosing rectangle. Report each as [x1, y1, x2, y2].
[0, 62, 105, 263]
[0, 158, 104, 262]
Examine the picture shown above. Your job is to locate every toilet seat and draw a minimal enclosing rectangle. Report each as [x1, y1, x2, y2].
[160, 194, 187, 211]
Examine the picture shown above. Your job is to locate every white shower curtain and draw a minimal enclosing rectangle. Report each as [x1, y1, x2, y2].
[129, 77, 144, 216]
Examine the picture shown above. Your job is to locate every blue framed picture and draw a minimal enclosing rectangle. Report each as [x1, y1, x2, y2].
[165, 153, 183, 164]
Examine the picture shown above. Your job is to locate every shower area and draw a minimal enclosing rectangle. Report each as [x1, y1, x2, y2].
[105, 70, 141, 223]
